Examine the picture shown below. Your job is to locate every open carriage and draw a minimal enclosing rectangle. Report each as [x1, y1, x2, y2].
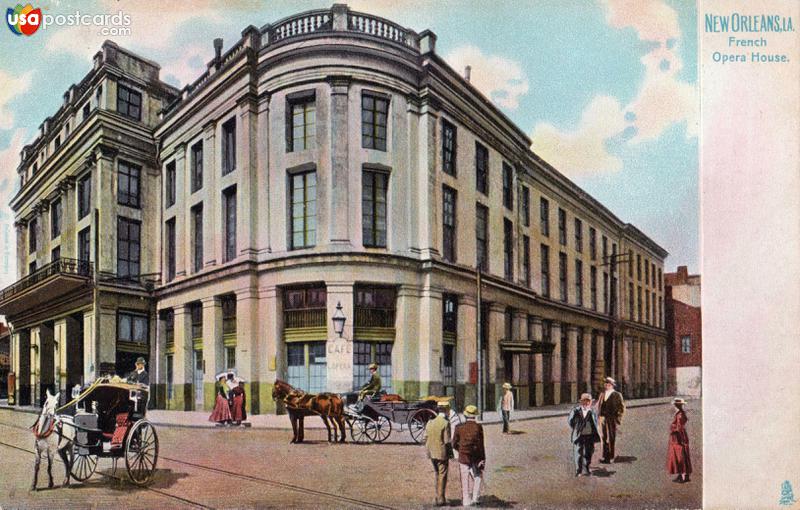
[66, 379, 158, 486]
[342, 393, 463, 444]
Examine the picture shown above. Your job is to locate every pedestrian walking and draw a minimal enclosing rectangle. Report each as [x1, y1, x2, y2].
[568, 393, 601, 477]
[452, 404, 485, 506]
[596, 376, 625, 463]
[231, 377, 246, 426]
[209, 373, 233, 425]
[667, 398, 692, 483]
[500, 382, 514, 433]
[425, 401, 453, 506]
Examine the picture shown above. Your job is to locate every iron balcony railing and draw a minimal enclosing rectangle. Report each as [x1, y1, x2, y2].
[0, 257, 93, 302]
[284, 307, 326, 329]
[354, 307, 396, 329]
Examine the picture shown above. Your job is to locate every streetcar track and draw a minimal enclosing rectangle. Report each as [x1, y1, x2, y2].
[0, 421, 393, 510]
[0, 439, 213, 510]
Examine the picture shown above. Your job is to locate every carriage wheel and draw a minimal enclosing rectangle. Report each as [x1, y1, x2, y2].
[366, 415, 392, 443]
[349, 416, 373, 444]
[125, 420, 159, 486]
[408, 408, 437, 444]
[69, 447, 98, 482]
[448, 409, 464, 428]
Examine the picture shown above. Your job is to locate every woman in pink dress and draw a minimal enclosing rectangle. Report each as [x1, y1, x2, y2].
[231, 378, 246, 426]
[667, 398, 692, 483]
[209, 374, 233, 425]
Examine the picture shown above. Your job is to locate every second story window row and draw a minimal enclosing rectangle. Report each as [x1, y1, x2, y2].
[290, 172, 316, 250]
[442, 119, 457, 176]
[475, 142, 489, 195]
[78, 172, 91, 219]
[191, 141, 203, 193]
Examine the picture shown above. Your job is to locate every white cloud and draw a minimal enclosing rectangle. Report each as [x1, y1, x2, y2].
[530, 0, 697, 176]
[531, 96, 626, 176]
[0, 129, 27, 289]
[0, 70, 33, 130]
[160, 44, 213, 88]
[444, 45, 529, 110]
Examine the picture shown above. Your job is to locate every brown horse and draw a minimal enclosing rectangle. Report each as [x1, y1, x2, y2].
[272, 380, 346, 443]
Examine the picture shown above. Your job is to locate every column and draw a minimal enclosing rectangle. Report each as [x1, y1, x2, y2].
[172, 306, 192, 411]
[457, 295, 477, 409]
[94, 145, 117, 275]
[593, 330, 605, 392]
[632, 339, 641, 398]
[418, 285, 442, 397]
[661, 344, 668, 396]
[530, 317, 544, 406]
[237, 95, 258, 258]
[513, 310, 529, 406]
[29, 326, 40, 406]
[172, 143, 187, 277]
[82, 311, 95, 385]
[328, 76, 351, 246]
[649, 340, 657, 397]
[258, 285, 281, 413]
[201, 297, 222, 411]
[566, 323, 577, 402]
[655, 341, 663, 396]
[581, 329, 592, 395]
[54, 318, 67, 402]
[325, 281, 355, 393]
[545, 321, 564, 404]
[487, 304, 506, 410]
[236, 288, 258, 413]
[622, 337, 632, 397]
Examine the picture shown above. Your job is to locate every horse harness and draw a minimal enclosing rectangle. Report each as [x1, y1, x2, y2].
[31, 416, 57, 440]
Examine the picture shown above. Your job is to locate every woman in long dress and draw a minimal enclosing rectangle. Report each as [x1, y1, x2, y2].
[667, 397, 692, 483]
[231, 378, 246, 426]
[209, 374, 233, 425]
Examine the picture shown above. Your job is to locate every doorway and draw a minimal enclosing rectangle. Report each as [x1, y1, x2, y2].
[193, 350, 204, 410]
[66, 314, 84, 392]
[39, 322, 55, 406]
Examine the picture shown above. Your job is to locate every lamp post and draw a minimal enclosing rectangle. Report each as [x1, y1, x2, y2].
[332, 302, 346, 338]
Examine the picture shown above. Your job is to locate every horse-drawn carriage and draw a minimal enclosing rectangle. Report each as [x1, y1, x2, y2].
[66, 379, 158, 486]
[342, 392, 463, 444]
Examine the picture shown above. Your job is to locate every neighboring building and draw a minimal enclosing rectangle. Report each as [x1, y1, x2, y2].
[0, 42, 179, 406]
[0, 322, 9, 398]
[665, 266, 701, 397]
[1, 5, 668, 413]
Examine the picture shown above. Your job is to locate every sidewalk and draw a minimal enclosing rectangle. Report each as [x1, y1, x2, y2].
[1, 396, 676, 430]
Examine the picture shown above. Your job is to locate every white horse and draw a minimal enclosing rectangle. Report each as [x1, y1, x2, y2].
[31, 389, 75, 490]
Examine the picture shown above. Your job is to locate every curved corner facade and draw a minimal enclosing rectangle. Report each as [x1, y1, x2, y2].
[2, 5, 668, 413]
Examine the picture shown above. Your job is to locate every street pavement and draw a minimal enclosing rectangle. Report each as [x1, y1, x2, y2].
[0, 402, 701, 509]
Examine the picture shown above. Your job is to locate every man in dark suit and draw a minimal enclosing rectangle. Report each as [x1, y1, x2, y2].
[568, 393, 601, 477]
[596, 376, 625, 463]
[452, 405, 485, 506]
[126, 357, 149, 385]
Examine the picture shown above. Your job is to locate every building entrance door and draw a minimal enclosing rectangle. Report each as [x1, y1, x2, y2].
[39, 322, 55, 406]
[193, 350, 204, 410]
[66, 314, 84, 392]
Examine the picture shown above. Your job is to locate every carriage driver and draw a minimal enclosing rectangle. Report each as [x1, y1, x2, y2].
[357, 363, 382, 403]
[125, 357, 149, 386]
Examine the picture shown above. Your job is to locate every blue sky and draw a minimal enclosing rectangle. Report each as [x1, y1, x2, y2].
[0, 0, 698, 288]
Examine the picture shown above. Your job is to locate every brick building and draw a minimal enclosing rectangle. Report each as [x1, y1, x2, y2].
[665, 266, 701, 397]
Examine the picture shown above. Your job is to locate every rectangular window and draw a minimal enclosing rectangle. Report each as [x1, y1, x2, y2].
[165, 218, 175, 282]
[522, 235, 531, 287]
[540, 244, 550, 297]
[362, 170, 388, 248]
[442, 294, 458, 335]
[559, 252, 568, 302]
[190, 302, 203, 339]
[521, 186, 530, 227]
[645, 288, 651, 324]
[288, 343, 327, 393]
[163, 161, 175, 207]
[590, 266, 597, 311]
[589, 227, 596, 260]
[222, 295, 236, 335]
[50, 199, 62, 239]
[628, 249, 634, 276]
[645, 258, 650, 285]
[78, 173, 91, 219]
[441, 119, 457, 176]
[117, 160, 141, 208]
[222, 118, 236, 175]
[540, 198, 550, 237]
[361, 93, 388, 151]
[558, 208, 567, 245]
[574, 218, 582, 252]
[117, 84, 142, 120]
[476, 203, 489, 271]
[442, 185, 457, 262]
[652, 291, 657, 325]
[54, 136, 61, 151]
[628, 282, 634, 320]
[651, 262, 657, 287]
[225, 347, 236, 371]
[502, 162, 513, 210]
[51, 246, 60, 262]
[658, 268, 663, 291]
[166, 354, 174, 400]
[95, 85, 102, 108]
[503, 218, 514, 281]
[443, 343, 455, 388]
[191, 141, 203, 193]
[575, 259, 583, 306]
[29, 261, 37, 275]
[28, 218, 37, 253]
[192, 204, 203, 273]
[223, 186, 237, 261]
[602, 235, 608, 261]
[637, 286, 643, 322]
[352, 341, 392, 393]
[78, 227, 91, 263]
[603, 272, 609, 313]
[117, 311, 148, 344]
[681, 335, 691, 354]
[289, 99, 316, 152]
[82, 103, 90, 121]
[117, 217, 141, 278]
[475, 142, 488, 195]
[637, 254, 642, 281]
[290, 171, 317, 249]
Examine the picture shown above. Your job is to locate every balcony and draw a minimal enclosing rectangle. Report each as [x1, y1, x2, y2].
[284, 307, 326, 342]
[0, 258, 93, 318]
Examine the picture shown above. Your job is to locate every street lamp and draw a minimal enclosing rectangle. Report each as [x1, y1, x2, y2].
[332, 302, 346, 338]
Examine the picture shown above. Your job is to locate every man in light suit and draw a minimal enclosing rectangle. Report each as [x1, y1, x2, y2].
[596, 376, 625, 463]
[568, 393, 601, 477]
[425, 401, 452, 506]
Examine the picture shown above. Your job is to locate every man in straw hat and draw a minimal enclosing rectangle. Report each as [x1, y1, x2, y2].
[125, 357, 149, 385]
[425, 400, 453, 506]
[595, 376, 625, 463]
[500, 382, 514, 433]
[452, 405, 485, 506]
[568, 393, 601, 476]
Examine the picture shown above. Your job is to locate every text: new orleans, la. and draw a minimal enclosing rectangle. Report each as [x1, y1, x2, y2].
[705, 14, 794, 33]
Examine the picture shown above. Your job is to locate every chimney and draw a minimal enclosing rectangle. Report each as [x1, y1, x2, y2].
[464, 65, 471, 83]
[677, 265, 689, 282]
[213, 38, 223, 68]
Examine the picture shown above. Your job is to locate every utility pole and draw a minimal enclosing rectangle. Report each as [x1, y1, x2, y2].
[601, 251, 629, 393]
[476, 266, 483, 420]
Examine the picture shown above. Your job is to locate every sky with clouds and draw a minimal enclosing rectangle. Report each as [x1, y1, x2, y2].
[0, 0, 698, 290]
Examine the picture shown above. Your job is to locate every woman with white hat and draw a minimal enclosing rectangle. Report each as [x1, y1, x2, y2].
[667, 398, 692, 483]
[209, 373, 233, 426]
